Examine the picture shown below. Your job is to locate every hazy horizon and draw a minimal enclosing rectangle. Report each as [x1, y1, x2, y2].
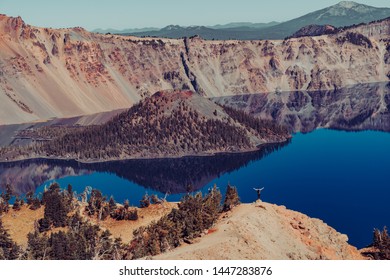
[1, 0, 390, 31]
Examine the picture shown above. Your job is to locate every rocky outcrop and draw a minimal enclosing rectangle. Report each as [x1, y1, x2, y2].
[0, 14, 389, 125]
[285, 65, 308, 90]
[154, 202, 364, 260]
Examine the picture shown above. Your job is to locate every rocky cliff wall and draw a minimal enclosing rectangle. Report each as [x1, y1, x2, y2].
[0, 15, 389, 124]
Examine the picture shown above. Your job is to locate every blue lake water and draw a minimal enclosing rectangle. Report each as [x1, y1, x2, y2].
[15, 129, 387, 248]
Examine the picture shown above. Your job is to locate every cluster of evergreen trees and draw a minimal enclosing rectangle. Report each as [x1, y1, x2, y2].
[0, 186, 41, 216]
[0, 182, 138, 259]
[222, 105, 289, 140]
[0, 185, 34, 214]
[38, 183, 73, 232]
[0, 185, 13, 215]
[0, 220, 20, 260]
[85, 189, 139, 221]
[16, 125, 86, 141]
[0, 183, 127, 259]
[26, 213, 125, 260]
[129, 184, 239, 259]
[0, 182, 240, 260]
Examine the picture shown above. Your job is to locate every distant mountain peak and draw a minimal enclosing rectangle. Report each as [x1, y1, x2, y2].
[312, 1, 387, 22]
[336, 1, 360, 8]
[162, 25, 182, 31]
[329, 1, 379, 13]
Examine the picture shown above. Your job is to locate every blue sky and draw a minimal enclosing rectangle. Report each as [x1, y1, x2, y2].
[1, 0, 389, 30]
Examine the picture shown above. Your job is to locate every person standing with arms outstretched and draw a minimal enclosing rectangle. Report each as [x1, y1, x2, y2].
[253, 187, 264, 200]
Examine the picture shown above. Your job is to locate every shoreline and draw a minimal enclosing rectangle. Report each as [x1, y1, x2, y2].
[0, 137, 290, 164]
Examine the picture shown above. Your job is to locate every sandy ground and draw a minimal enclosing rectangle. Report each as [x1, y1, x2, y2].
[154, 201, 365, 260]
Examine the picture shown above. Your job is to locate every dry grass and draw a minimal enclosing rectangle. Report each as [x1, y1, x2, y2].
[2, 205, 44, 247]
[91, 202, 177, 243]
[1, 202, 177, 248]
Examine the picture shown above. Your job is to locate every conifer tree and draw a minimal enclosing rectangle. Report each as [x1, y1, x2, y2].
[0, 219, 20, 260]
[39, 183, 71, 231]
[371, 226, 390, 259]
[109, 196, 117, 214]
[29, 196, 42, 210]
[123, 199, 130, 210]
[223, 183, 240, 212]
[26, 228, 49, 260]
[0, 184, 13, 214]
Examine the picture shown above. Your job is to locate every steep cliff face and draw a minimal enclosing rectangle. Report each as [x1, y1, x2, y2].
[185, 30, 389, 96]
[0, 14, 389, 124]
[0, 15, 189, 124]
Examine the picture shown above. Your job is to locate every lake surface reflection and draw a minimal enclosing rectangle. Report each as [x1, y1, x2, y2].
[1, 83, 390, 248]
[0, 142, 287, 196]
[214, 82, 390, 133]
[1, 129, 389, 248]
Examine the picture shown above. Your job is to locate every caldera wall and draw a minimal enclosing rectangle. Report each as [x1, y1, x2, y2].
[0, 15, 389, 124]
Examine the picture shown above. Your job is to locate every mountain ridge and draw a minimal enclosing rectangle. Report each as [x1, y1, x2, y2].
[125, 1, 390, 40]
[92, 22, 280, 34]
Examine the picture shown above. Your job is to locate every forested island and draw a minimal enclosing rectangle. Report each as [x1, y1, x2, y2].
[0, 91, 290, 162]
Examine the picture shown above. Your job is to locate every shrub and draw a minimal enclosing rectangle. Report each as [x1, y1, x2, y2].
[111, 207, 138, 221]
[150, 194, 161, 204]
[140, 194, 150, 208]
[12, 197, 21, 211]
